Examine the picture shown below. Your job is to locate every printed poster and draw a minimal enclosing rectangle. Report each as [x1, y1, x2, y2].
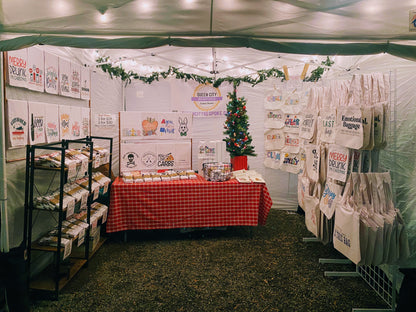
[7, 49, 28, 88]
[70, 63, 81, 98]
[70, 106, 82, 139]
[44, 103, 60, 143]
[7, 99, 28, 147]
[171, 80, 233, 118]
[81, 107, 90, 137]
[44, 52, 59, 95]
[327, 144, 350, 182]
[80, 66, 91, 100]
[59, 105, 71, 139]
[120, 111, 192, 140]
[28, 101, 46, 145]
[120, 141, 192, 172]
[59, 58, 71, 97]
[26, 47, 44, 92]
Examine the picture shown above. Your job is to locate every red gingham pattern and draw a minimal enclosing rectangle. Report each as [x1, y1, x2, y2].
[106, 175, 273, 232]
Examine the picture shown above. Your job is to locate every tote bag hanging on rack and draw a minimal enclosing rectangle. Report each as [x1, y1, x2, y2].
[304, 182, 321, 238]
[319, 180, 343, 219]
[335, 106, 363, 150]
[333, 175, 361, 264]
[299, 88, 318, 141]
[305, 144, 320, 182]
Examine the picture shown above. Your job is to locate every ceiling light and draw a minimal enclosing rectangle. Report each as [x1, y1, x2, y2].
[99, 13, 108, 23]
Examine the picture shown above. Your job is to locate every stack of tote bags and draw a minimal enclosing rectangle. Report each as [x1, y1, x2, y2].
[298, 73, 410, 265]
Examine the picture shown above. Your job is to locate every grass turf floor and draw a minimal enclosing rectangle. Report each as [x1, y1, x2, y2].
[31, 209, 389, 312]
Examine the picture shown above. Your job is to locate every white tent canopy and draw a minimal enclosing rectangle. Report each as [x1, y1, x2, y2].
[1, 0, 416, 268]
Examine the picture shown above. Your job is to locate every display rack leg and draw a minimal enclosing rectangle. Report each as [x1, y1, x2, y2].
[319, 258, 359, 277]
[302, 237, 320, 242]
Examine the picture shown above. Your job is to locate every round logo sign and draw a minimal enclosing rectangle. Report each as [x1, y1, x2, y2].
[191, 84, 222, 112]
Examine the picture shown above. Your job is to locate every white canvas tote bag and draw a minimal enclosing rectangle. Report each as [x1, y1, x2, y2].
[304, 182, 321, 238]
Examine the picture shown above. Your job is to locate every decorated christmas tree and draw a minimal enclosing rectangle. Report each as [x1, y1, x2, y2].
[223, 89, 256, 158]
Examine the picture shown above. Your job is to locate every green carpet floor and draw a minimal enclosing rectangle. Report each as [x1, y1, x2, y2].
[31, 209, 389, 312]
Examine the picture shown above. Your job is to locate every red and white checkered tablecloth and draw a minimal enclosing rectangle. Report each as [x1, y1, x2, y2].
[106, 175, 273, 233]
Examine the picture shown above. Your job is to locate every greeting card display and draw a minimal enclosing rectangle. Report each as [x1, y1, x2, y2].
[27, 47, 44, 92]
[44, 103, 60, 143]
[28, 101, 46, 145]
[7, 99, 28, 147]
[44, 52, 59, 95]
[7, 49, 28, 88]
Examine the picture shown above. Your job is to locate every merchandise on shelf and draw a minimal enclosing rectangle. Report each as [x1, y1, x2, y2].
[202, 162, 232, 182]
[63, 183, 89, 208]
[121, 170, 197, 183]
[92, 172, 112, 194]
[75, 176, 101, 200]
[81, 145, 110, 168]
[34, 190, 75, 211]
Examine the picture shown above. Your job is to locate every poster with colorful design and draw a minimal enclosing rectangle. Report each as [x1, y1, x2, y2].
[70, 106, 82, 139]
[81, 107, 90, 137]
[7, 99, 28, 147]
[26, 47, 44, 92]
[80, 66, 91, 100]
[59, 58, 71, 97]
[59, 105, 71, 139]
[120, 141, 192, 172]
[120, 112, 192, 140]
[28, 101, 46, 145]
[44, 103, 60, 143]
[7, 49, 28, 88]
[44, 52, 59, 95]
[70, 63, 81, 98]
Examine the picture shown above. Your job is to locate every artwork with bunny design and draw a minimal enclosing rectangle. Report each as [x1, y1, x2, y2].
[178, 117, 189, 136]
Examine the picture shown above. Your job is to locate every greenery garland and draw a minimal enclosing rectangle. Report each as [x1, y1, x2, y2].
[96, 56, 333, 87]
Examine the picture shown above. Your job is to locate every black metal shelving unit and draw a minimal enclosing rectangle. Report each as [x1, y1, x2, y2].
[23, 136, 113, 299]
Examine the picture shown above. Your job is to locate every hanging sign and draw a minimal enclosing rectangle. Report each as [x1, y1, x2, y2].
[70, 63, 81, 98]
[45, 52, 59, 95]
[7, 99, 28, 147]
[94, 113, 116, 129]
[7, 49, 28, 88]
[28, 101, 46, 145]
[59, 58, 72, 97]
[171, 80, 232, 118]
[44, 103, 60, 143]
[327, 144, 350, 182]
[80, 66, 91, 100]
[27, 47, 44, 92]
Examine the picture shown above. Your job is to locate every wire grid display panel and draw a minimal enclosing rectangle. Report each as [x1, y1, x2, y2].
[357, 265, 395, 309]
